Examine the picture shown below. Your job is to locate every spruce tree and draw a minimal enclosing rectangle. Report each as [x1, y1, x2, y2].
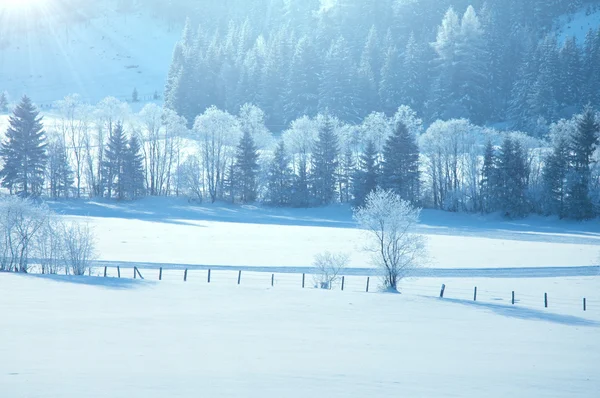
[132, 87, 139, 103]
[47, 139, 74, 199]
[479, 140, 497, 213]
[267, 140, 293, 206]
[382, 122, 420, 203]
[496, 137, 528, 218]
[103, 122, 128, 200]
[352, 139, 379, 206]
[566, 107, 599, 220]
[124, 135, 145, 199]
[311, 117, 339, 205]
[338, 147, 355, 203]
[0, 96, 48, 197]
[542, 137, 569, 217]
[234, 131, 260, 203]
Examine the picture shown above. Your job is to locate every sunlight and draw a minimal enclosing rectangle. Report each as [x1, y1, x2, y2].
[1, 0, 51, 11]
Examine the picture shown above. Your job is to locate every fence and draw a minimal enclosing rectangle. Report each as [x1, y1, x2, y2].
[94, 266, 594, 313]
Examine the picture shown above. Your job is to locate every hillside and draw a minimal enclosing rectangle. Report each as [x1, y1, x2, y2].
[0, 4, 179, 106]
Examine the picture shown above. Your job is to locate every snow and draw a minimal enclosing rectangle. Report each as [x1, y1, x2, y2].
[48, 197, 600, 271]
[0, 7, 179, 106]
[0, 272, 598, 397]
[557, 7, 600, 44]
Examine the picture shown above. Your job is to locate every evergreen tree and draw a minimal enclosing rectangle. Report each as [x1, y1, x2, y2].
[480, 140, 497, 213]
[311, 116, 339, 205]
[566, 107, 599, 220]
[400, 33, 426, 113]
[0, 92, 8, 113]
[0, 96, 47, 197]
[234, 130, 260, 203]
[352, 139, 379, 206]
[132, 87, 139, 103]
[382, 122, 420, 203]
[378, 45, 401, 116]
[103, 122, 128, 200]
[558, 37, 583, 110]
[47, 139, 74, 199]
[357, 26, 381, 116]
[337, 147, 355, 203]
[542, 137, 569, 217]
[292, 158, 310, 208]
[124, 135, 145, 199]
[496, 137, 528, 218]
[285, 36, 319, 122]
[267, 140, 294, 206]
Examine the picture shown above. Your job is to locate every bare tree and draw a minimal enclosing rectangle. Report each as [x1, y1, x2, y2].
[0, 197, 51, 273]
[178, 153, 204, 202]
[61, 221, 97, 276]
[35, 218, 64, 275]
[312, 251, 349, 289]
[354, 189, 427, 291]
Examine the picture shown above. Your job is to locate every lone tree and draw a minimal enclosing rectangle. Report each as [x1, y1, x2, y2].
[354, 189, 426, 291]
[132, 87, 139, 103]
[0, 96, 48, 197]
[0, 92, 8, 113]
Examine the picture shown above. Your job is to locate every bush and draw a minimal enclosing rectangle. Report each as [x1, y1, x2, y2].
[312, 251, 349, 290]
[61, 221, 97, 276]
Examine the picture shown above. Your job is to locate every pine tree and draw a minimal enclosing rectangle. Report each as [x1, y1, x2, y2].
[352, 139, 379, 206]
[234, 130, 260, 203]
[558, 37, 583, 110]
[285, 36, 319, 122]
[132, 87, 139, 103]
[311, 116, 339, 205]
[400, 33, 426, 113]
[0, 92, 8, 113]
[565, 107, 599, 220]
[542, 137, 569, 217]
[0, 96, 47, 197]
[378, 45, 401, 116]
[382, 122, 420, 203]
[47, 139, 74, 199]
[496, 137, 528, 218]
[480, 140, 497, 213]
[103, 122, 128, 200]
[267, 140, 294, 206]
[124, 135, 145, 199]
[338, 147, 355, 203]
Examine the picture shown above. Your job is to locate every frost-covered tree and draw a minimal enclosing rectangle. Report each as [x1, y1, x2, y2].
[47, 137, 74, 199]
[542, 136, 569, 217]
[354, 189, 426, 292]
[0, 92, 8, 113]
[495, 136, 529, 218]
[283, 116, 318, 207]
[0, 96, 47, 197]
[193, 106, 241, 202]
[480, 140, 497, 213]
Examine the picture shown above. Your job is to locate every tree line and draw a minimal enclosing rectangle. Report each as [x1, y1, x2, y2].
[163, 0, 600, 134]
[1, 95, 599, 220]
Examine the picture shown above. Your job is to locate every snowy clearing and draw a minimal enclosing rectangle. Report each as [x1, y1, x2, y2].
[49, 197, 600, 271]
[0, 273, 598, 398]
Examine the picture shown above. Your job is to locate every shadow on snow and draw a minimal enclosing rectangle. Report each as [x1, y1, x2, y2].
[23, 273, 152, 290]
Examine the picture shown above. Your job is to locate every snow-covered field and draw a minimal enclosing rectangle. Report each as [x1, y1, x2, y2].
[49, 197, 600, 271]
[1, 273, 598, 397]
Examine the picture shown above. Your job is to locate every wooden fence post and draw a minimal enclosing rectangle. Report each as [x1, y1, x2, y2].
[208, 269, 211, 283]
[117, 266, 121, 278]
[184, 269, 188, 282]
[271, 273, 274, 287]
[302, 273, 305, 288]
[544, 293, 548, 308]
[133, 267, 136, 279]
[512, 291, 515, 305]
[473, 286, 477, 301]
[341, 276, 345, 291]
[103, 266, 107, 277]
[583, 298, 586, 311]
[237, 270, 242, 285]
[133, 267, 144, 280]
[366, 277, 370, 292]
[439, 284, 446, 298]
[159, 267, 162, 281]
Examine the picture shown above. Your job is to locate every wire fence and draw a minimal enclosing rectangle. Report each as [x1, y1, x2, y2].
[86, 265, 597, 314]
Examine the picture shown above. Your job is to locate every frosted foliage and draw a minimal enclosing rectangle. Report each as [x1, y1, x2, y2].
[360, 112, 391, 153]
[283, 116, 319, 155]
[549, 118, 578, 146]
[460, 5, 482, 37]
[393, 105, 423, 136]
[95, 96, 131, 126]
[354, 189, 426, 290]
[312, 251, 349, 289]
[432, 7, 460, 59]
[238, 103, 273, 149]
[193, 106, 241, 147]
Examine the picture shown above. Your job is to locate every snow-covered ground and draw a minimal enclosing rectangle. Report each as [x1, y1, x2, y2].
[0, 5, 178, 105]
[49, 197, 600, 271]
[0, 273, 598, 397]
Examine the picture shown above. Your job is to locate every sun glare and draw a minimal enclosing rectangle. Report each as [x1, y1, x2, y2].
[1, 0, 50, 12]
